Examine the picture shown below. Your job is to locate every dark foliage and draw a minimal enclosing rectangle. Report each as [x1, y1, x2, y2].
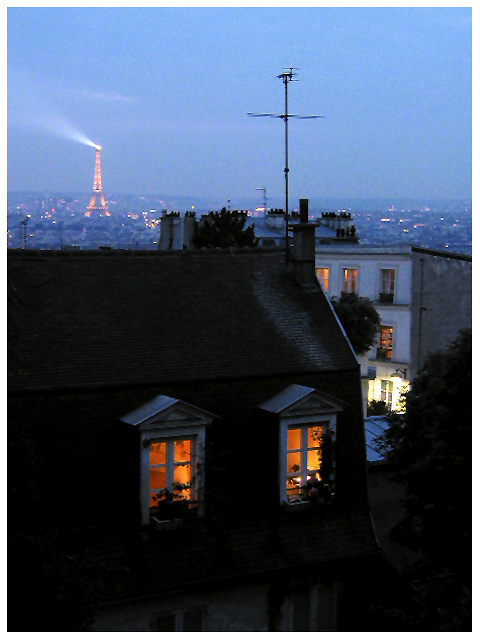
[374, 328, 472, 630]
[330, 292, 381, 356]
[8, 423, 102, 631]
[367, 399, 389, 416]
[192, 208, 258, 249]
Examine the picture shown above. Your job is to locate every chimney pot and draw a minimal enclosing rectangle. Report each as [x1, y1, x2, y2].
[292, 199, 316, 286]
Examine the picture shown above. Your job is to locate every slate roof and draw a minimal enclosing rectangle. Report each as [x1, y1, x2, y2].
[8, 247, 379, 617]
[8, 248, 358, 392]
[78, 505, 377, 605]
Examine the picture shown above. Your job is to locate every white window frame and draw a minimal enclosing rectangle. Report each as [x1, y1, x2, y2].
[341, 266, 358, 294]
[148, 435, 198, 509]
[379, 267, 396, 302]
[316, 267, 329, 292]
[280, 414, 336, 505]
[141, 425, 205, 526]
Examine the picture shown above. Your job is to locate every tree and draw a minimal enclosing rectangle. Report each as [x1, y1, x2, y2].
[192, 208, 258, 249]
[330, 291, 381, 356]
[374, 328, 472, 630]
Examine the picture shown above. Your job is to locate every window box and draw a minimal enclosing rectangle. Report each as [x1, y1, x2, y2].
[376, 348, 390, 360]
[379, 292, 394, 303]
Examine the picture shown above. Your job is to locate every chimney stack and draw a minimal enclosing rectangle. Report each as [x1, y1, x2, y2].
[292, 199, 316, 286]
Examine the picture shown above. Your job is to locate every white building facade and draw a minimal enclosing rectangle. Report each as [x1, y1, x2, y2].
[315, 245, 471, 414]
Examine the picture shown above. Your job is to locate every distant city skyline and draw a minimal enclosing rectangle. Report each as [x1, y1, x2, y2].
[8, 7, 472, 201]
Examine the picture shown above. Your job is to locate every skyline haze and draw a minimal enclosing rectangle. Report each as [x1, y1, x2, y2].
[8, 7, 472, 202]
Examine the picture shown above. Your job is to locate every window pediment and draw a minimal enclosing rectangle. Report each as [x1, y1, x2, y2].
[120, 394, 218, 431]
[259, 384, 346, 418]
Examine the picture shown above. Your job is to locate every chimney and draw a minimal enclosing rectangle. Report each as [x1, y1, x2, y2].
[292, 199, 316, 286]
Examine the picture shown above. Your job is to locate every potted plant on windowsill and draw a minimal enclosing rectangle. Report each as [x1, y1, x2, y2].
[150, 483, 196, 524]
[300, 477, 332, 505]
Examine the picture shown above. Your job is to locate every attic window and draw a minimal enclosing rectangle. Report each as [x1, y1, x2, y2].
[286, 425, 323, 503]
[120, 395, 217, 526]
[259, 384, 345, 506]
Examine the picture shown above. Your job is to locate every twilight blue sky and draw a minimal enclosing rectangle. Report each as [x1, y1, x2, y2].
[8, 7, 472, 202]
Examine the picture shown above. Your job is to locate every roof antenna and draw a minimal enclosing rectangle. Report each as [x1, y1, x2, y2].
[248, 68, 324, 262]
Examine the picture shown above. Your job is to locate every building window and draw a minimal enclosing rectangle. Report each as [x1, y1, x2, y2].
[380, 379, 393, 409]
[149, 437, 196, 511]
[377, 326, 393, 359]
[286, 425, 323, 502]
[120, 394, 217, 526]
[379, 269, 395, 302]
[259, 384, 345, 507]
[316, 267, 329, 292]
[342, 268, 357, 293]
[151, 609, 204, 632]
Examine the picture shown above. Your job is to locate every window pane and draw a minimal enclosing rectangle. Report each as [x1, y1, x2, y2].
[149, 442, 166, 465]
[307, 426, 322, 448]
[307, 449, 321, 471]
[316, 268, 328, 292]
[149, 467, 166, 492]
[287, 451, 301, 474]
[174, 439, 191, 463]
[287, 429, 301, 450]
[174, 463, 191, 486]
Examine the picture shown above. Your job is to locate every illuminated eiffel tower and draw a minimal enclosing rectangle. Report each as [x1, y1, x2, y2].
[85, 145, 110, 217]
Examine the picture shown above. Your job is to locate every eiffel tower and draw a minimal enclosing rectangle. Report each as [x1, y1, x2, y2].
[85, 145, 110, 217]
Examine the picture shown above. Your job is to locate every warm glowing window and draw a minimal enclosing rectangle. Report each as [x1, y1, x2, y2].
[342, 268, 357, 293]
[380, 379, 393, 409]
[149, 437, 195, 509]
[380, 269, 395, 302]
[286, 425, 323, 502]
[316, 268, 329, 292]
[378, 326, 393, 359]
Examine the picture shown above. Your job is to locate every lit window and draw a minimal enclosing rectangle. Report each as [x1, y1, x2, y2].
[259, 384, 344, 507]
[380, 269, 395, 302]
[380, 379, 393, 409]
[342, 268, 357, 293]
[316, 267, 329, 292]
[286, 425, 323, 502]
[120, 394, 217, 526]
[377, 326, 393, 359]
[149, 438, 195, 510]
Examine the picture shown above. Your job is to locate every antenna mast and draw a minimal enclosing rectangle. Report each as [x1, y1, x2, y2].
[248, 68, 324, 260]
[278, 68, 296, 249]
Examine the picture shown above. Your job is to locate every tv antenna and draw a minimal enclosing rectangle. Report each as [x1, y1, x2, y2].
[248, 68, 324, 259]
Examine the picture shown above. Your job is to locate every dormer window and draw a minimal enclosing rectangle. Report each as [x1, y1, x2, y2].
[286, 424, 323, 503]
[148, 438, 195, 507]
[259, 384, 346, 506]
[120, 395, 217, 526]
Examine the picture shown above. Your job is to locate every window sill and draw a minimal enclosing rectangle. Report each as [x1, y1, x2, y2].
[151, 512, 201, 531]
[282, 496, 333, 512]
